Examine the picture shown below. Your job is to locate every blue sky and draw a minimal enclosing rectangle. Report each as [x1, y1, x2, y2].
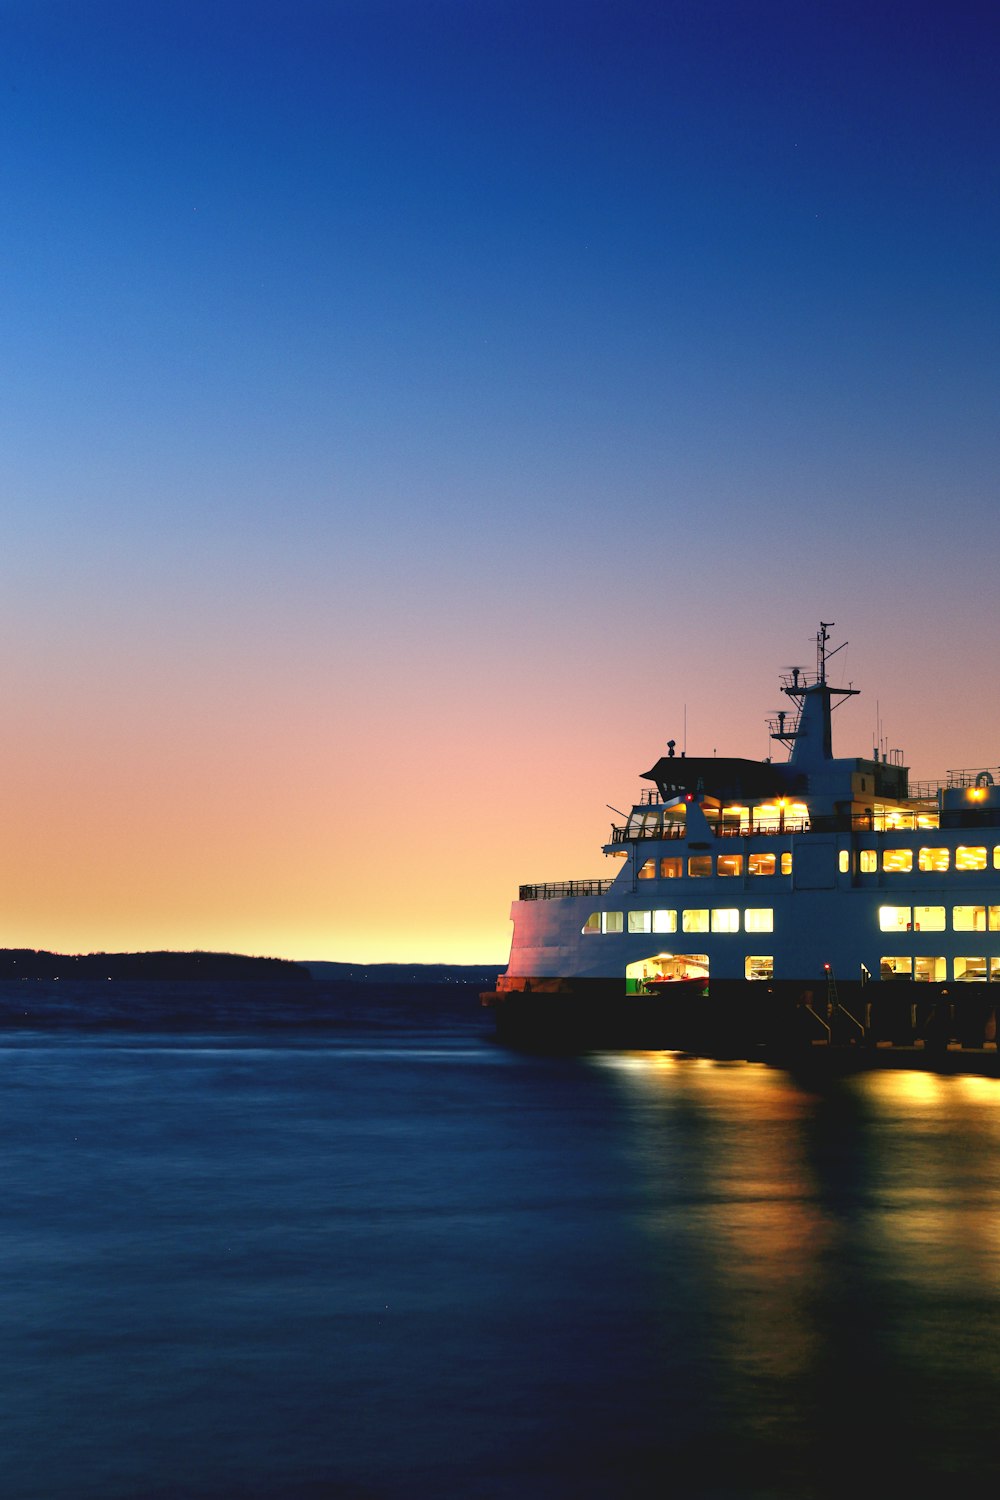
[2, 1, 998, 960]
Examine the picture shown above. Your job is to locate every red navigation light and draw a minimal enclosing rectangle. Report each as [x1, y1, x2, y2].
[823, 963, 830, 971]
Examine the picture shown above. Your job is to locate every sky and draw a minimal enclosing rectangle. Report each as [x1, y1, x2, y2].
[2, 0, 998, 964]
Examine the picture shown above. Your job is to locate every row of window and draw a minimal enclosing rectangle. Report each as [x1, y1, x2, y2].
[639, 853, 791, 879]
[585, 908, 775, 935]
[586, 903, 1000, 939]
[882, 957, 1000, 982]
[879, 905, 1000, 932]
[636, 845, 1000, 881]
[846, 846, 1000, 873]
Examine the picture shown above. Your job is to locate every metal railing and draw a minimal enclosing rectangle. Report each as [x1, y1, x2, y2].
[608, 818, 810, 843]
[518, 879, 616, 901]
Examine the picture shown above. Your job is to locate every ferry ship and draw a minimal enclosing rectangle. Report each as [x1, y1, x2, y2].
[484, 624, 1000, 1056]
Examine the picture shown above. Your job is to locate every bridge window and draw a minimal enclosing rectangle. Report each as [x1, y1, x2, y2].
[881, 957, 912, 977]
[957, 846, 987, 871]
[582, 913, 600, 934]
[745, 956, 774, 980]
[914, 956, 946, 982]
[744, 908, 774, 933]
[717, 853, 743, 877]
[652, 909, 677, 933]
[749, 853, 776, 876]
[682, 909, 709, 933]
[688, 856, 712, 877]
[955, 957, 987, 982]
[661, 857, 682, 878]
[638, 859, 656, 880]
[860, 850, 877, 873]
[781, 852, 792, 874]
[919, 847, 949, 872]
[913, 906, 946, 931]
[883, 849, 913, 872]
[879, 906, 911, 932]
[602, 912, 623, 933]
[628, 910, 652, 933]
[839, 850, 851, 873]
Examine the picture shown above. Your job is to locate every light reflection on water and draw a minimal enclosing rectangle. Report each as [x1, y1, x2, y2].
[2, 1027, 1000, 1498]
[595, 1052, 1000, 1493]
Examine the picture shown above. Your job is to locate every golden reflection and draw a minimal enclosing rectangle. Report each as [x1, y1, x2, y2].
[594, 1056, 1000, 1392]
[596, 1056, 831, 1380]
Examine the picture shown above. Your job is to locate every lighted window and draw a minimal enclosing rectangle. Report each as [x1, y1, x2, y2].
[688, 856, 712, 878]
[994, 847, 1000, 869]
[638, 858, 656, 880]
[749, 853, 776, 876]
[879, 808, 914, 831]
[879, 906, 912, 932]
[953, 906, 987, 932]
[583, 913, 601, 934]
[745, 956, 773, 980]
[859, 850, 877, 873]
[718, 853, 743, 877]
[913, 906, 945, 931]
[628, 910, 652, 934]
[957, 846, 987, 871]
[992, 958, 1000, 982]
[882, 848, 913, 873]
[919, 847, 949, 872]
[881, 957, 912, 978]
[682, 909, 709, 933]
[660, 857, 682, 879]
[955, 957, 987, 982]
[652, 909, 677, 933]
[780, 852, 792, 875]
[839, 850, 850, 873]
[992, 907, 1000, 931]
[914, 956, 946, 982]
[711, 908, 740, 932]
[602, 912, 623, 934]
[744, 908, 774, 933]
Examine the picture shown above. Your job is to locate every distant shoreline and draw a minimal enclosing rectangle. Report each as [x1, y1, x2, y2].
[0, 950, 502, 986]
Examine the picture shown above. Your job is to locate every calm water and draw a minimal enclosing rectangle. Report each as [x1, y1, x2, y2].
[3, 982, 1000, 1498]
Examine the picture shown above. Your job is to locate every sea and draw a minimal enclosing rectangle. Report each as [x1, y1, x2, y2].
[3, 977, 1000, 1500]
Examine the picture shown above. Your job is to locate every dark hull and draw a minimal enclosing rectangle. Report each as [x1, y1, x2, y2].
[483, 978, 1000, 1070]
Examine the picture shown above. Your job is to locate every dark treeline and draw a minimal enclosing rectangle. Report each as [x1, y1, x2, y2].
[0, 950, 311, 982]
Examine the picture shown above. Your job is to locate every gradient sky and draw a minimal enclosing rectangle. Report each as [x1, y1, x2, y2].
[2, 0, 998, 963]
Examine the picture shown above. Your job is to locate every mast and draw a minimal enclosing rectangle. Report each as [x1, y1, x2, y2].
[769, 623, 859, 766]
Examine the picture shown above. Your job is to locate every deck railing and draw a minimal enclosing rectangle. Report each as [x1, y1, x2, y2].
[518, 879, 615, 901]
[608, 819, 810, 843]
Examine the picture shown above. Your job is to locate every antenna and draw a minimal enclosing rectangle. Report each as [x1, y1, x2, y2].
[818, 621, 833, 682]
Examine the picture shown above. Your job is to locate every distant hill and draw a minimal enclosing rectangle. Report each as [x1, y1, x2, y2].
[301, 961, 502, 986]
[0, 951, 503, 987]
[0, 950, 310, 982]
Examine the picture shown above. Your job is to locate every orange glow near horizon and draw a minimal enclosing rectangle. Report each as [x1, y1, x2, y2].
[4, 610, 1000, 964]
